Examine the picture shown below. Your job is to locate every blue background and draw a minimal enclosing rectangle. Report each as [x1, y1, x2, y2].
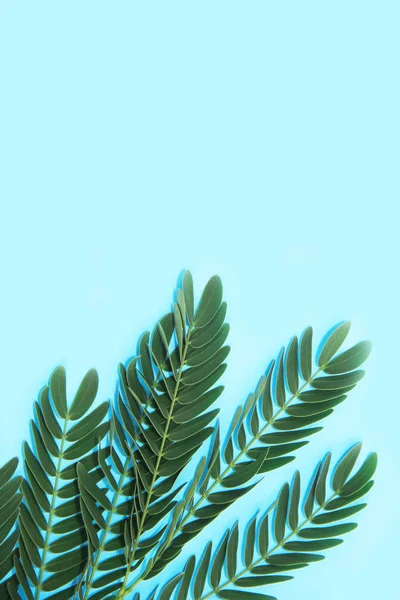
[0, 1, 398, 599]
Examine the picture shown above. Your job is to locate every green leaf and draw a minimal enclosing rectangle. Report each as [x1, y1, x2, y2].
[194, 275, 223, 328]
[332, 443, 362, 492]
[39, 387, 63, 439]
[304, 464, 321, 519]
[274, 483, 289, 543]
[0, 458, 18, 488]
[139, 331, 154, 385]
[186, 325, 230, 367]
[30, 421, 56, 476]
[226, 523, 239, 579]
[339, 453, 378, 497]
[299, 326, 313, 381]
[244, 513, 258, 567]
[260, 428, 322, 445]
[258, 512, 269, 556]
[299, 387, 355, 403]
[311, 371, 365, 390]
[182, 347, 230, 385]
[208, 483, 258, 505]
[288, 471, 300, 531]
[222, 451, 268, 488]
[169, 409, 219, 442]
[173, 387, 224, 423]
[41, 563, 85, 591]
[315, 453, 331, 506]
[217, 591, 276, 600]
[323, 341, 372, 374]
[190, 302, 227, 348]
[235, 575, 293, 587]
[275, 349, 286, 407]
[312, 504, 366, 524]
[77, 463, 112, 511]
[194, 542, 212, 599]
[66, 401, 109, 442]
[299, 523, 358, 539]
[63, 422, 108, 460]
[318, 321, 351, 367]
[177, 555, 196, 600]
[158, 574, 183, 600]
[178, 364, 227, 404]
[326, 481, 374, 510]
[151, 313, 175, 366]
[268, 552, 324, 565]
[286, 395, 346, 418]
[69, 369, 99, 420]
[273, 410, 333, 430]
[284, 539, 343, 551]
[285, 336, 299, 394]
[49, 366, 67, 418]
[210, 529, 229, 588]
[23, 442, 53, 494]
[183, 270, 194, 325]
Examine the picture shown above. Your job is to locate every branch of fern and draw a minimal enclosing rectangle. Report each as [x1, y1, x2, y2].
[199, 490, 337, 600]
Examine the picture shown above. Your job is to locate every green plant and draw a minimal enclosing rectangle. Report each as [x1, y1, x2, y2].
[0, 271, 376, 600]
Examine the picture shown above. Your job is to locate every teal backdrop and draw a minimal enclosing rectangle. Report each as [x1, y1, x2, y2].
[0, 1, 398, 599]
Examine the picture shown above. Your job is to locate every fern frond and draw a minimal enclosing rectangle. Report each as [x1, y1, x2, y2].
[77, 271, 229, 599]
[13, 367, 109, 600]
[0, 457, 23, 599]
[143, 323, 371, 577]
[165, 446, 377, 600]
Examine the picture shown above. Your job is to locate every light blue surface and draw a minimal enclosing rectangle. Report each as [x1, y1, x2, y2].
[0, 1, 398, 599]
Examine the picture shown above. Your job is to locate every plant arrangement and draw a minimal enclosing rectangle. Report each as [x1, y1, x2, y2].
[0, 271, 376, 600]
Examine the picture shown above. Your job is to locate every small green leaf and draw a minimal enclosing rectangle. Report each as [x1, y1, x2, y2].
[298, 523, 358, 539]
[275, 349, 286, 408]
[284, 539, 343, 551]
[194, 542, 212, 599]
[177, 555, 196, 600]
[311, 371, 365, 390]
[226, 523, 239, 579]
[159, 574, 183, 600]
[49, 366, 67, 419]
[182, 270, 194, 325]
[318, 321, 351, 367]
[288, 471, 300, 531]
[218, 591, 276, 600]
[323, 341, 372, 374]
[261, 362, 274, 421]
[268, 552, 324, 565]
[299, 326, 313, 381]
[274, 483, 289, 543]
[285, 337, 299, 394]
[258, 511, 269, 556]
[339, 452, 378, 497]
[312, 503, 366, 525]
[244, 513, 258, 567]
[332, 443, 362, 492]
[66, 402, 109, 442]
[210, 529, 229, 588]
[69, 369, 99, 420]
[194, 275, 223, 328]
[326, 481, 374, 510]
[315, 453, 331, 506]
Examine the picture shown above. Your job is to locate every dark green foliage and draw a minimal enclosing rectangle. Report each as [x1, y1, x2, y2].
[0, 271, 375, 600]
